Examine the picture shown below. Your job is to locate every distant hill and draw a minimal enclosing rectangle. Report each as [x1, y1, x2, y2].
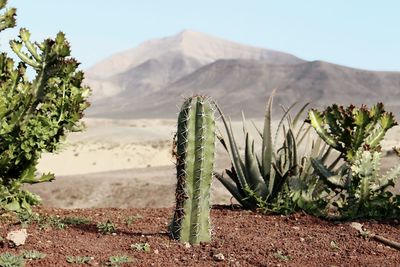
[84, 30, 400, 119]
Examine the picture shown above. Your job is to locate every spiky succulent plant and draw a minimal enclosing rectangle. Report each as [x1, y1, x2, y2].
[169, 96, 216, 244]
[216, 90, 332, 213]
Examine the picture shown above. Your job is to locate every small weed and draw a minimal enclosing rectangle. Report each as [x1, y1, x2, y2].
[0, 252, 25, 267]
[131, 242, 150, 252]
[44, 216, 67, 229]
[107, 255, 133, 266]
[17, 212, 68, 230]
[17, 211, 40, 227]
[273, 250, 290, 261]
[22, 250, 46, 260]
[66, 255, 92, 264]
[61, 216, 91, 225]
[0, 213, 17, 224]
[125, 214, 142, 226]
[97, 220, 117, 234]
[330, 240, 340, 251]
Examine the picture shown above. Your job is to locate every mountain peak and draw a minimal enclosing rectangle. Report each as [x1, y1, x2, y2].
[176, 29, 206, 39]
[85, 30, 304, 85]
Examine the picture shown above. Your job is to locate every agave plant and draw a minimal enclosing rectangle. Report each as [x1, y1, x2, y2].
[215, 91, 330, 213]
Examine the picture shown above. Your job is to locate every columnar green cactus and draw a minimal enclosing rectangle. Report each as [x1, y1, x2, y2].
[169, 96, 216, 244]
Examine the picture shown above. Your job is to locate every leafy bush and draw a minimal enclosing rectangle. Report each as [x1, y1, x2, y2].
[0, 1, 90, 212]
[309, 103, 400, 219]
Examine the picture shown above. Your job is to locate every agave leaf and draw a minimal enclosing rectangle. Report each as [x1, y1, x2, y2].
[286, 129, 297, 175]
[244, 133, 267, 196]
[311, 158, 345, 190]
[296, 122, 312, 147]
[251, 120, 262, 138]
[214, 172, 253, 208]
[261, 90, 275, 178]
[293, 103, 310, 128]
[217, 105, 247, 189]
[274, 102, 297, 148]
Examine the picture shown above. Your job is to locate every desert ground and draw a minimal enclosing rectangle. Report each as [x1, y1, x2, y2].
[30, 118, 400, 210]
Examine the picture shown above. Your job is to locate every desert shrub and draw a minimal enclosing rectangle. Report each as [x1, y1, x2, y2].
[0, 1, 90, 212]
[216, 90, 329, 214]
[309, 103, 400, 219]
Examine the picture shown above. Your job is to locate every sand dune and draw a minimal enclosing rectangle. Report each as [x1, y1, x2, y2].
[31, 119, 400, 209]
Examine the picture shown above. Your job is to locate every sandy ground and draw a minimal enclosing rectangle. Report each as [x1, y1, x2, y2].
[29, 119, 400, 209]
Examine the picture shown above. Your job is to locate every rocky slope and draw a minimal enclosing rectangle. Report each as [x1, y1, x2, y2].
[85, 30, 400, 118]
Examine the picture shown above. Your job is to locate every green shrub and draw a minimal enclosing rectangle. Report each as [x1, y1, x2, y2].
[309, 103, 400, 219]
[0, 1, 90, 212]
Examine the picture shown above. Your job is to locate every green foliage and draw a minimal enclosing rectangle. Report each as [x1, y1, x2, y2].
[216, 90, 328, 214]
[107, 255, 133, 266]
[131, 242, 150, 252]
[66, 256, 91, 265]
[0, 252, 24, 267]
[97, 220, 116, 234]
[125, 214, 142, 226]
[308, 103, 397, 162]
[17, 212, 89, 229]
[273, 250, 290, 261]
[0, 1, 90, 212]
[310, 103, 400, 219]
[0, 1, 16, 32]
[169, 96, 216, 244]
[312, 150, 400, 219]
[61, 216, 90, 225]
[21, 250, 46, 260]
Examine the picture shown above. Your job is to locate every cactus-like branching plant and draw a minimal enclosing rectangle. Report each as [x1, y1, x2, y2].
[308, 103, 397, 162]
[0, 1, 90, 212]
[309, 103, 400, 219]
[312, 149, 400, 219]
[169, 96, 216, 244]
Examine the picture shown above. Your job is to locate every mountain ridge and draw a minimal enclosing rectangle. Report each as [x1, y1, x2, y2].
[84, 30, 400, 119]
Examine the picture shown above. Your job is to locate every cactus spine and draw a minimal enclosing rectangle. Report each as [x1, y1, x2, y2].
[169, 96, 216, 244]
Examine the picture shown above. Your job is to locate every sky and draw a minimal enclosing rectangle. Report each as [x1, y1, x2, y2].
[1, 0, 399, 71]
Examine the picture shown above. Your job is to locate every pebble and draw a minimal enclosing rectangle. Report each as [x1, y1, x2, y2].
[213, 253, 225, 262]
[154, 249, 159, 254]
[6, 229, 28, 246]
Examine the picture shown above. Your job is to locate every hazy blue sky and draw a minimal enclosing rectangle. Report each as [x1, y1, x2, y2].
[1, 0, 399, 71]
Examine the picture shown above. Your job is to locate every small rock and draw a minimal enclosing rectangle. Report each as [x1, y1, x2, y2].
[184, 242, 191, 249]
[154, 249, 159, 254]
[111, 233, 117, 236]
[6, 229, 27, 246]
[300, 237, 305, 242]
[292, 226, 300, 231]
[213, 253, 225, 262]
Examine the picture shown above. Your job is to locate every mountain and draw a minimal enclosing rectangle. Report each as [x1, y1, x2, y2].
[84, 30, 400, 119]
